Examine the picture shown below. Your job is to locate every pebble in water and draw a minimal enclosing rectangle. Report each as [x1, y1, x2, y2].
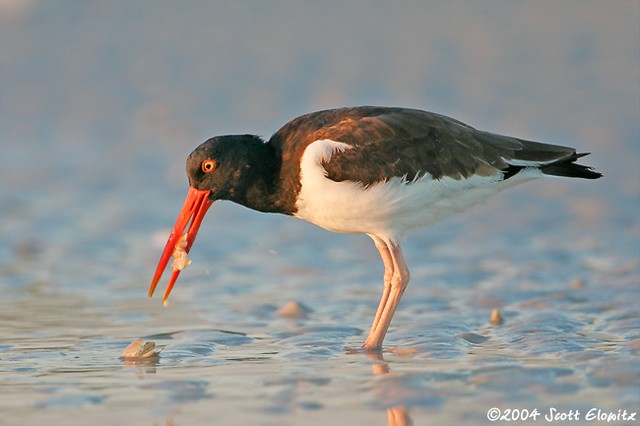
[490, 308, 504, 326]
[276, 300, 313, 319]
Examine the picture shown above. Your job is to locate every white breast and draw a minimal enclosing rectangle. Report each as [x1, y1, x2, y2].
[293, 140, 543, 240]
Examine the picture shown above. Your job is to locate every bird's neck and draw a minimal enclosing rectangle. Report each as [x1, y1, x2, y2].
[225, 138, 295, 215]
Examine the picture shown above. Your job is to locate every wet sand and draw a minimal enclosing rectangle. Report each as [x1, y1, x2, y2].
[1, 189, 638, 425]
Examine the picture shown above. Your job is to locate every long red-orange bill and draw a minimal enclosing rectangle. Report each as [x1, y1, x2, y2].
[148, 186, 213, 303]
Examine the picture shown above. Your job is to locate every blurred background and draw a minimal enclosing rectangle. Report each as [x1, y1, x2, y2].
[2, 0, 637, 256]
[0, 1, 638, 424]
[2, 0, 637, 289]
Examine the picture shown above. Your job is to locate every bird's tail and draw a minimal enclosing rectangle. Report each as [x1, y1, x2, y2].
[499, 136, 603, 180]
[539, 152, 602, 179]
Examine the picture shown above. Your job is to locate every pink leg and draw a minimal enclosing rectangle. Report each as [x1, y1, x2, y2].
[367, 236, 394, 337]
[363, 237, 410, 351]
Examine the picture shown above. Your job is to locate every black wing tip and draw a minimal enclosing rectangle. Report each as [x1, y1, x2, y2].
[541, 152, 603, 179]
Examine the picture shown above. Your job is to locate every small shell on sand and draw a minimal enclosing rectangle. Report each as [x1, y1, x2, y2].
[171, 233, 191, 272]
[490, 308, 504, 326]
[276, 300, 313, 319]
[120, 339, 161, 359]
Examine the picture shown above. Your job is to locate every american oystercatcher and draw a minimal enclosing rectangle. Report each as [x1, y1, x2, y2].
[148, 106, 601, 350]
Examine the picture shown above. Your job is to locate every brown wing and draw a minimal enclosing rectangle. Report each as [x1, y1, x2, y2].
[269, 106, 579, 187]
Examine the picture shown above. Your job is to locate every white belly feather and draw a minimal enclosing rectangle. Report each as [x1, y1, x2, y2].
[293, 140, 542, 239]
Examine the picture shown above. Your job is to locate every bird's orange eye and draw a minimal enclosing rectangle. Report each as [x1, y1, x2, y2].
[201, 159, 216, 173]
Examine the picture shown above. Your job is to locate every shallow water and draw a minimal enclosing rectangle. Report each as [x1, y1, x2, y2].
[1, 180, 638, 425]
[2, 2, 639, 425]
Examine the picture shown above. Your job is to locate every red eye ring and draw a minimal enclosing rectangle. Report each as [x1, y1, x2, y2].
[201, 159, 216, 173]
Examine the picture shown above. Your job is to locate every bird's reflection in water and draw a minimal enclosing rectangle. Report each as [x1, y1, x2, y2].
[368, 351, 413, 426]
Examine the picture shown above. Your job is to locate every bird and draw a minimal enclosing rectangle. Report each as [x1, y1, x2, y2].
[148, 106, 602, 351]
